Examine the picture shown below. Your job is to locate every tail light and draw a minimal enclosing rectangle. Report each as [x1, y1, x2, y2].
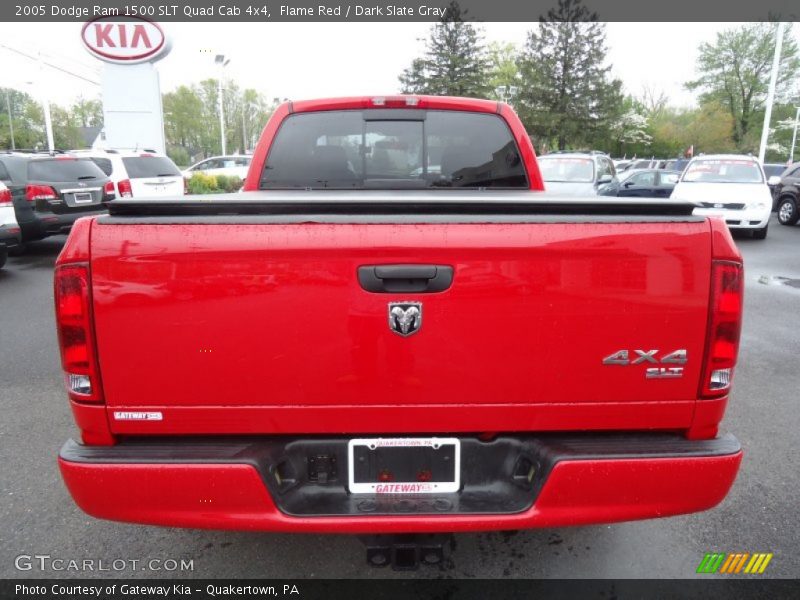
[54, 264, 103, 403]
[0, 187, 11, 207]
[699, 261, 743, 399]
[25, 184, 58, 202]
[103, 180, 116, 198]
[117, 179, 133, 198]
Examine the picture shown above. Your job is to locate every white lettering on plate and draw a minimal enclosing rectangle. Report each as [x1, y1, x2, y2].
[113, 411, 163, 421]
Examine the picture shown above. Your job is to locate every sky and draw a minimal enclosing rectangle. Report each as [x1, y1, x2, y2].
[1, 22, 798, 109]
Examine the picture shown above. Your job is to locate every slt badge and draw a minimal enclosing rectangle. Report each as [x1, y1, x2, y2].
[389, 302, 422, 337]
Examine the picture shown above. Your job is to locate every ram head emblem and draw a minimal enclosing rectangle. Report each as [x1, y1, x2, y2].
[388, 302, 422, 337]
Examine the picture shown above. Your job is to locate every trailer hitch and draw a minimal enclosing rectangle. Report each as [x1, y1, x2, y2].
[359, 534, 452, 571]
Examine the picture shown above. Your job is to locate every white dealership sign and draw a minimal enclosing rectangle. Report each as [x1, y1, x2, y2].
[81, 17, 171, 153]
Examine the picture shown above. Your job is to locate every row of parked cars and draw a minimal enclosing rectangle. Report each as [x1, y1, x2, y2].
[0, 149, 254, 268]
[538, 151, 800, 240]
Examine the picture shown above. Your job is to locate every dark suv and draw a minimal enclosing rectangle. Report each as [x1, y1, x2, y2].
[773, 161, 800, 226]
[0, 152, 115, 246]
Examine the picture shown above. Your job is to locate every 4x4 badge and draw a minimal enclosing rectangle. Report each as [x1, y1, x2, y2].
[388, 302, 422, 337]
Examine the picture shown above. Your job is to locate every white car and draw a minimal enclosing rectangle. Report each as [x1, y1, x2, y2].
[670, 155, 772, 239]
[182, 155, 251, 181]
[0, 181, 22, 268]
[71, 149, 185, 199]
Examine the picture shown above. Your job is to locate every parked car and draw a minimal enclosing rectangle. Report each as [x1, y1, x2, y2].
[763, 163, 787, 207]
[670, 154, 772, 239]
[57, 96, 743, 565]
[601, 169, 680, 198]
[626, 158, 664, 171]
[71, 149, 185, 199]
[771, 160, 800, 226]
[0, 181, 22, 268]
[662, 158, 690, 174]
[183, 155, 251, 180]
[0, 152, 115, 245]
[538, 151, 619, 196]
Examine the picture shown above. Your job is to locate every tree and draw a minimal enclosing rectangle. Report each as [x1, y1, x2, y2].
[162, 81, 276, 161]
[71, 97, 103, 128]
[686, 23, 800, 149]
[398, 1, 492, 98]
[515, 0, 623, 151]
[487, 42, 519, 98]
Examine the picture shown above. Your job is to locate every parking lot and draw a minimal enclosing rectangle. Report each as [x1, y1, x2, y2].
[1, 217, 798, 579]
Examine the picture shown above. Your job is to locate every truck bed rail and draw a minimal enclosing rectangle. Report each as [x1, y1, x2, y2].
[106, 191, 698, 218]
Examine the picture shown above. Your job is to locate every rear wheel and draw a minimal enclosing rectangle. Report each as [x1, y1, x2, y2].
[777, 197, 799, 225]
[0, 248, 6, 269]
[752, 224, 768, 240]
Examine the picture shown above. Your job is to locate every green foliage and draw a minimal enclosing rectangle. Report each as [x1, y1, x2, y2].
[186, 172, 242, 195]
[515, 0, 623, 152]
[686, 23, 800, 149]
[219, 175, 243, 193]
[487, 42, 519, 96]
[399, 1, 492, 98]
[167, 146, 190, 168]
[187, 172, 218, 194]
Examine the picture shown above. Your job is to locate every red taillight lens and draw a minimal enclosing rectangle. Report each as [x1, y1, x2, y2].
[0, 187, 11, 207]
[117, 179, 133, 198]
[103, 180, 116, 197]
[699, 261, 743, 399]
[25, 184, 58, 202]
[54, 264, 103, 403]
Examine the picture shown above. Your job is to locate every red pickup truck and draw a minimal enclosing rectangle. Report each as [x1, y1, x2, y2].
[56, 96, 742, 553]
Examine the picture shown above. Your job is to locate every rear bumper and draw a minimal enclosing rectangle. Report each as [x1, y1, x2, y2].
[0, 224, 21, 249]
[20, 207, 106, 241]
[59, 433, 742, 534]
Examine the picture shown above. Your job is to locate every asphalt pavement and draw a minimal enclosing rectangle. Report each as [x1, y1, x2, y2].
[1, 216, 798, 579]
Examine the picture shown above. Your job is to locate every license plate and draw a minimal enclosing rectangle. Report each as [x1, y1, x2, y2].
[73, 192, 93, 204]
[347, 437, 460, 494]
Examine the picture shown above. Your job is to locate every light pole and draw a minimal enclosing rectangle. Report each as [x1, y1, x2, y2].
[5, 91, 14, 150]
[790, 106, 800, 164]
[214, 54, 230, 155]
[241, 101, 257, 153]
[759, 22, 785, 164]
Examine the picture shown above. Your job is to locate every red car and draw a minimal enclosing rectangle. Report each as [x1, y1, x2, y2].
[55, 96, 742, 566]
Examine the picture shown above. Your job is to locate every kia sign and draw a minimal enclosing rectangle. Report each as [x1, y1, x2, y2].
[81, 17, 171, 64]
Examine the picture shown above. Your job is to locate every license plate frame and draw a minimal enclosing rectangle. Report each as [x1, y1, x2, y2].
[73, 192, 93, 204]
[347, 437, 461, 494]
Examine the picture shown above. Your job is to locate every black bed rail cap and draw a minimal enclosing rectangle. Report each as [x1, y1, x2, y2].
[107, 191, 699, 218]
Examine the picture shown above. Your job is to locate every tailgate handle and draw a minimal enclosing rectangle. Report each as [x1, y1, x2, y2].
[358, 265, 453, 293]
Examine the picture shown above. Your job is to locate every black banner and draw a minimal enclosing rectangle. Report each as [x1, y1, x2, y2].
[2, 579, 800, 600]
[3, 0, 800, 22]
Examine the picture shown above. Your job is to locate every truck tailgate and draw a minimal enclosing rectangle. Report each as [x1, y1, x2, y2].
[89, 217, 712, 434]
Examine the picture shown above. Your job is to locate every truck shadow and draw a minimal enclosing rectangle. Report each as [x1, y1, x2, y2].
[151, 526, 622, 578]
[4, 236, 67, 272]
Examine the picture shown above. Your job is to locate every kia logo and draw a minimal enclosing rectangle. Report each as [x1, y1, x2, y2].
[81, 17, 170, 64]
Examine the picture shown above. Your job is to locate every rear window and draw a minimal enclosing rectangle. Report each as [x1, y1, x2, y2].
[27, 158, 106, 182]
[682, 159, 763, 183]
[89, 157, 114, 176]
[121, 156, 181, 179]
[260, 110, 528, 189]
